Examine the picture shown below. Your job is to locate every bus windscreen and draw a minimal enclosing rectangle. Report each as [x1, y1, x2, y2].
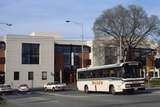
[122, 65, 143, 78]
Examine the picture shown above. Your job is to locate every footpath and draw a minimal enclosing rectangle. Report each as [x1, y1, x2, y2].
[62, 84, 160, 94]
[146, 87, 160, 94]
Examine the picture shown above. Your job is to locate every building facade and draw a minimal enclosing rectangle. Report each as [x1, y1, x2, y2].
[0, 33, 92, 88]
[93, 39, 159, 78]
[0, 35, 55, 88]
[0, 40, 5, 84]
[54, 41, 91, 84]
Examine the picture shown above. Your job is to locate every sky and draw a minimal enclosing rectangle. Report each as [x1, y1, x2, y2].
[0, 0, 160, 39]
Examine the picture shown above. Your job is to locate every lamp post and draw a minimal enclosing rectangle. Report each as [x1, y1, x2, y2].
[0, 23, 12, 26]
[65, 20, 84, 68]
[119, 35, 122, 63]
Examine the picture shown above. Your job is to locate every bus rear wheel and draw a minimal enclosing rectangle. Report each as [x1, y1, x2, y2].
[84, 85, 89, 93]
[109, 85, 116, 95]
[52, 87, 55, 92]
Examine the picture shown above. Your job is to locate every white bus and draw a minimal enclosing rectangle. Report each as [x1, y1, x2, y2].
[77, 61, 145, 94]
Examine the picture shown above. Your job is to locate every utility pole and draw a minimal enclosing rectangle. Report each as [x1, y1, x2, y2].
[119, 36, 122, 63]
[60, 69, 62, 84]
[65, 20, 84, 68]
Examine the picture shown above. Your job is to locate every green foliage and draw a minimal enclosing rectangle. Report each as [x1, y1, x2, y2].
[150, 78, 160, 87]
[0, 97, 6, 105]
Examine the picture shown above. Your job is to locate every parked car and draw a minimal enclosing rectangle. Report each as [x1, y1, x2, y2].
[44, 82, 66, 92]
[0, 84, 13, 94]
[18, 84, 30, 92]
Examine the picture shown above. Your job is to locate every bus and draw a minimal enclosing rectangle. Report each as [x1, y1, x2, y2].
[77, 61, 145, 94]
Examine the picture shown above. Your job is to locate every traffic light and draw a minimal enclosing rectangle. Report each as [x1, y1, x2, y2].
[155, 58, 160, 68]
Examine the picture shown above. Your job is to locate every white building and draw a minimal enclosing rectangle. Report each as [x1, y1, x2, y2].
[0, 32, 92, 88]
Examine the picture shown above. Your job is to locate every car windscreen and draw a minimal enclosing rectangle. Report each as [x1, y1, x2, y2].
[20, 84, 28, 87]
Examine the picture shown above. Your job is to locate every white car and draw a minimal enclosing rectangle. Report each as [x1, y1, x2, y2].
[44, 82, 66, 92]
[18, 84, 30, 92]
[0, 84, 13, 94]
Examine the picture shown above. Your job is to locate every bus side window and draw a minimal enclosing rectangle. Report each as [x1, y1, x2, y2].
[99, 70, 104, 77]
[95, 70, 101, 78]
[86, 72, 90, 78]
[92, 70, 96, 78]
[110, 70, 116, 77]
[116, 68, 122, 77]
[102, 70, 109, 77]
[78, 72, 85, 79]
[106, 70, 110, 77]
[86, 71, 94, 78]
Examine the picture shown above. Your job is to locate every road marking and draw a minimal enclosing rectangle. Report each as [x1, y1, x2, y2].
[53, 93, 89, 98]
[37, 91, 160, 98]
[27, 99, 59, 104]
[7, 96, 59, 105]
[38, 92, 114, 98]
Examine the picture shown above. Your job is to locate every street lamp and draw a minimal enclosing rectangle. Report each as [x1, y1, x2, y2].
[119, 35, 122, 63]
[0, 23, 12, 26]
[65, 20, 84, 68]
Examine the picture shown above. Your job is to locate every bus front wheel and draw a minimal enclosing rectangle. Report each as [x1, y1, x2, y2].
[84, 85, 89, 93]
[109, 85, 116, 95]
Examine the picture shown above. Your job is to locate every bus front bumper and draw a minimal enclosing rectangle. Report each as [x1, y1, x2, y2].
[123, 87, 145, 92]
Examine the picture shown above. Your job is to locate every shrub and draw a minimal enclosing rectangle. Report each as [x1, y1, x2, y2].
[0, 97, 6, 104]
[149, 78, 160, 87]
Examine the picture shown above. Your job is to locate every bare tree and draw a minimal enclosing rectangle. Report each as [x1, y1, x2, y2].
[93, 5, 160, 61]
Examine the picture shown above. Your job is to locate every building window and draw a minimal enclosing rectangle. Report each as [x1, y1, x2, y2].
[42, 72, 47, 80]
[74, 53, 80, 68]
[64, 53, 71, 66]
[63, 46, 71, 53]
[55, 45, 63, 53]
[0, 41, 5, 50]
[28, 72, 33, 80]
[72, 46, 81, 53]
[14, 72, 19, 80]
[0, 57, 5, 64]
[83, 46, 91, 53]
[105, 47, 117, 64]
[86, 59, 91, 65]
[22, 43, 40, 64]
[0, 72, 5, 84]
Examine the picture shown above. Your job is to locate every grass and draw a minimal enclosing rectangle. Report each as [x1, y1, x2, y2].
[0, 96, 6, 105]
[145, 78, 160, 87]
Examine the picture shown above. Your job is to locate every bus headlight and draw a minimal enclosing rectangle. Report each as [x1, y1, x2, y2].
[125, 84, 131, 88]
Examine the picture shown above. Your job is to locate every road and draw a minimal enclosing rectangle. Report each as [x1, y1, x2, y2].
[2, 90, 160, 107]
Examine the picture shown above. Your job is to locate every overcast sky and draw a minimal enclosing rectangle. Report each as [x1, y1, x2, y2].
[0, 0, 160, 39]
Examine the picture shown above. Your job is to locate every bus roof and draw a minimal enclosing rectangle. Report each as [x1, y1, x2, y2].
[77, 61, 138, 72]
